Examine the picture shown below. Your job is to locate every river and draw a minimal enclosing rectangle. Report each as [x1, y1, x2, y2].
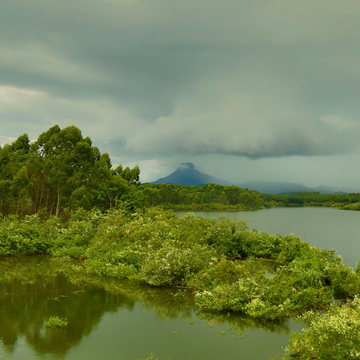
[0, 207, 358, 359]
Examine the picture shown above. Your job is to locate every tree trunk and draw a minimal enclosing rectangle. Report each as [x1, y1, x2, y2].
[56, 185, 61, 217]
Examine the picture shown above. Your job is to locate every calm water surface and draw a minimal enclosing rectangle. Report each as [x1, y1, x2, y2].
[177, 207, 360, 267]
[0, 256, 299, 360]
[2, 207, 357, 360]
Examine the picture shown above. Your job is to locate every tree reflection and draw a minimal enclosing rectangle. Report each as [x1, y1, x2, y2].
[0, 256, 290, 357]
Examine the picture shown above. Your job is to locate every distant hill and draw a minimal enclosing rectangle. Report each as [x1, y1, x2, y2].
[151, 162, 232, 186]
[239, 181, 349, 195]
[239, 181, 312, 195]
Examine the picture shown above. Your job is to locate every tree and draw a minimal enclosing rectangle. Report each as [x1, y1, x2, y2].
[0, 125, 143, 216]
[34, 126, 111, 215]
[95, 176, 130, 212]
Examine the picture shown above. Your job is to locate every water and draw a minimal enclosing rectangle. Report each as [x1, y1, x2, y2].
[0, 256, 298, 360]
[176, 207, 360, 267]
[2, 207, 358, 359]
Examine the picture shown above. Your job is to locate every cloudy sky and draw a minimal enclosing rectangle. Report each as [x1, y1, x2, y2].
[1, 0, 360, 189]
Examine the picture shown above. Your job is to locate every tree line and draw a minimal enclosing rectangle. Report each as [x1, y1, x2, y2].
[140, 183, 277, 211]
[271, 192, 360, 208]
[139, 184, 360, 211]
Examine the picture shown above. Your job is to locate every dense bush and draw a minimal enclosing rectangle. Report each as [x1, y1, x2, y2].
[276, 297, 360, 359]
[0, 208, 359, 321]
[0, 214, 58, 255]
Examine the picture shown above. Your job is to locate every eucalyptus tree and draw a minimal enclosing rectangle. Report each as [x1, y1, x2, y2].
[35, 125, 108, 215]
[0, 125, 143, 216]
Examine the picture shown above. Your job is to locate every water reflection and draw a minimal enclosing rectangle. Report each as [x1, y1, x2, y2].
[0, 256, 291, 358]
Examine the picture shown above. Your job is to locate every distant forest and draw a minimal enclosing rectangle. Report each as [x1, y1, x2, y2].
[1, 125, 360, 217]
[140, 183, 277, 210]
[140, 184, 360, 211]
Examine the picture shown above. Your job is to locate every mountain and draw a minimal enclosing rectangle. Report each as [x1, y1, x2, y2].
[151, 162, 232, 186]
[151, 163, 352, 194]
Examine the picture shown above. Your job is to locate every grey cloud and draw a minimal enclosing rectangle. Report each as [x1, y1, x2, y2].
[125, 65, 360, 158]
[125, 113, 359, 159]
[2, 0, 360, 185]
[4, 0, 360, 111]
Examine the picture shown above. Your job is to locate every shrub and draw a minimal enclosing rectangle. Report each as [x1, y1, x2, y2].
[278, 297, 360, 359]
[44, 316, 68, 328]
[140, 242, 217, 286]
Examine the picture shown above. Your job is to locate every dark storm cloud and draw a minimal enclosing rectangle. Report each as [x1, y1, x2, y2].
[2, 0, 360, 185]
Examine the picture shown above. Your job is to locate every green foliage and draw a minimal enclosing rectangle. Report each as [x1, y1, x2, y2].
[271, 193, 360, 209]
[338, 202, 360, 211]
[276, 297, 360, 359]
[187, 257, 259, 291]
[0, 125, 143, 217]
[44, 316, 68, 328]
[1, 208, 360, 322]
[139, 243, 216, 286]
[140, 184, 360, 212]
[194, 245, 360, 320]
[140, 183, 278, 211]
[0, 214, 58, 255]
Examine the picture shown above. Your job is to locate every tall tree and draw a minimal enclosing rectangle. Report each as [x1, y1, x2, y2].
[0, 125, 144, 216]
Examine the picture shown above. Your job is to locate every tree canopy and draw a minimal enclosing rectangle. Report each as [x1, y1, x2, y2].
[0, 125, 142, 217]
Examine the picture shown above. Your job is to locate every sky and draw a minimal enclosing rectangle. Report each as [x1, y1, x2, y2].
[1, 0, 360, 190]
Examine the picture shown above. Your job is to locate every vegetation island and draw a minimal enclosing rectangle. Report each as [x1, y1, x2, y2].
[1, 125, 360, 359]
